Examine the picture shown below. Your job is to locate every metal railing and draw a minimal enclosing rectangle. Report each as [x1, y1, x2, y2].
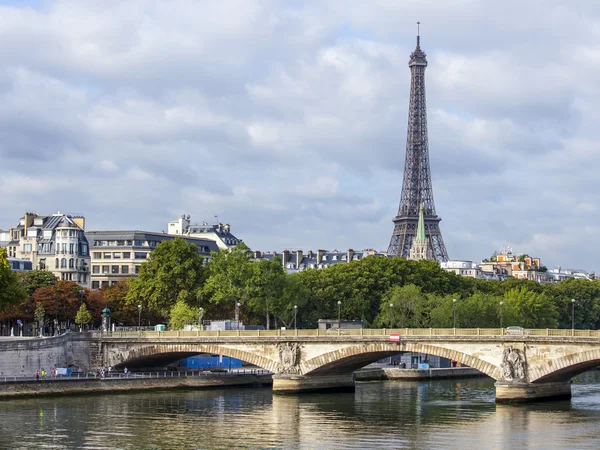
[0, 369, 270, 383]
[91, 328, 600, 339]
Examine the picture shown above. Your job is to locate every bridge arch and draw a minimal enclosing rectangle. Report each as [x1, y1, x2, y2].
[532, 348, 600, 383]
[300, 342, 499, 379]
[107, 343, 277, 372]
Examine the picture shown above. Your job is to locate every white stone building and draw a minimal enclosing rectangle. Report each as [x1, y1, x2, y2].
[3, 212, 90, 287]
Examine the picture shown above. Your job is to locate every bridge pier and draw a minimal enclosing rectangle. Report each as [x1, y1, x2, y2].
[272, 374, 355, 394]
[495, 381, 572, 403]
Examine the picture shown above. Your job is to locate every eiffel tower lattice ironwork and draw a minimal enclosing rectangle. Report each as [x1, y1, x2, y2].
[387, 28, 449, 262]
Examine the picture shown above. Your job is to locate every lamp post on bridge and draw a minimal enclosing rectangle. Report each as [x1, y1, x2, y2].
[294, 305, 298, 330]
[571, 299, 576, 335]
[337, 300, 341, 328]
[199, 307, 204, 331]
[499, 301, 504, 329]
[137, 304, 142, 334]
[452, 299, 457, 329]
[389, 303, 394, 329]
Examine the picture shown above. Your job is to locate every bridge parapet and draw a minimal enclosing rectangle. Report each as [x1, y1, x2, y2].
[92, 328, 600, 339]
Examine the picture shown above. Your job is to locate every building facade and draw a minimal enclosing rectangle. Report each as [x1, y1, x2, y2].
[255, 248, 387, 274]
[2, 212, 90, 287]
[86, 231, 219, 289]
[167, 215, 242, 250]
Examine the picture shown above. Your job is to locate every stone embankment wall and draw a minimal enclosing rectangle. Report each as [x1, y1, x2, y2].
[0, 333, 92, 376]
[0, 374, 272, 399]
[355, 367, 485, 381]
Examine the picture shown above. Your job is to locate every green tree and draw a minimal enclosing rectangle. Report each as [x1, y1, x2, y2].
[0, 248, 26, 311]
[168, 299, 200, 330]
[126, 238, 208, 316]
[203, 243, 254, 320]
[75, 303, 92, 331]
[377, 284, 425, 328]
[503, 287, 558, 328]
[17, 270, 57, 296]
[34, 302, 45, 337]
[248, 258, 285, 329]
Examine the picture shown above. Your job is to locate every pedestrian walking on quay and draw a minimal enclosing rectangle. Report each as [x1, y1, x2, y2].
[41, 368, 46, 379]
[51, 368, 55, 378]
[124, 367, 128, 377]
[108, 366, 112, 377]
[35, 370, 39, 381]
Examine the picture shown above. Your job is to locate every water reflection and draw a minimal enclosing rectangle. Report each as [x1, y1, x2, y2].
[1, 373, 600, 449]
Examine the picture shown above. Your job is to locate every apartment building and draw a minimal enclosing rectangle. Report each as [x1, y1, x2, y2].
[85, 231, 219, 289]
[2, 212, 90, 287]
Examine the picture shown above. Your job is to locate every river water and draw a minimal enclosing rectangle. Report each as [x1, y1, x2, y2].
[2, 372, 600, 449]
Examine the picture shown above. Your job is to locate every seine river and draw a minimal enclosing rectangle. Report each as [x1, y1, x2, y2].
[2, 372, 600, 449]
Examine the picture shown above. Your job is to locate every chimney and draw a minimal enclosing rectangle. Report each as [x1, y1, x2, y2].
[295, 250, 303, 268]
[23, 212, 34, 236]
[317, 249, 326, 265]
[282, 249, 290, 267]
[254, 250, 262, 259]
[225, 223, 230, 233]
[347, 248, 354, 263]
[308, 250, 314, 259]
[73, 216, 85, 230]
[218, 223, 223, 232]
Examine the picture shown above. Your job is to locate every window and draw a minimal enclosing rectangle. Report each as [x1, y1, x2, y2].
[117, 240, 125, 246]
[113, 252, 121, 259]
[69, 244, 74, 254]
[62, 230, 68, 237]
[103, 252, 112, 259]
[101, 281, 109, 288]
[23, 244, 32, 252]
[62, 243, 67, 254]
[122, 252, 131, 259]
[92, 281, 100, 290]
[93, 252, 101, 259]
[111, 265, 119, 274]
[55, 258, 59, 269]
[69, 258, 74, 269]
[102, 265, 110, 274]
[61, 258, 67, 268]
[81, 244, 88, 255]
[134, 252, 147, 259]
[121, 265, 129, 274]
[135, 265, 141, 274]
[134, 240, 145, 247]
[92, 265, 100, 274]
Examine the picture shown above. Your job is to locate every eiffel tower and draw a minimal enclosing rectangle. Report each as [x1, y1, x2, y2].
[387, 26, 449, 262]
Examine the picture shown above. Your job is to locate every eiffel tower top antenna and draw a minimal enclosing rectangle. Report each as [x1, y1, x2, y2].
[417, 22, 420, 46]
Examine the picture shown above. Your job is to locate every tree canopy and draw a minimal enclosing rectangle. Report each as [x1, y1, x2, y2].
[0, 248, 26, 310]
[126, 238, 208, 316]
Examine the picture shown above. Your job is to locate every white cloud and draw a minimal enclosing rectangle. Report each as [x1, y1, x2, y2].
[1, 0, 600, 271]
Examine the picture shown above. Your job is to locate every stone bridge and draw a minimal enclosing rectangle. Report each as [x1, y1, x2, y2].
[93, 328, 600, 402]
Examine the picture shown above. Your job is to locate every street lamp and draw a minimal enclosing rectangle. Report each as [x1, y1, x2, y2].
[572, 299, 576, 334]
[337, 300, 342, 328]
[55, 297, 59, 336]
[294, 305, 298, 330]
[389, 303, 394, 329]
[137, 304, 142, 332]
[499, 301, 504, 329]
[452, 299, 457, 328]
[235, 302, 241, 327]
[199, 307, 204, 331]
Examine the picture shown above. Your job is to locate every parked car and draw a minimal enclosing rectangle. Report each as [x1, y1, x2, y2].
[505, 326, 531, 335]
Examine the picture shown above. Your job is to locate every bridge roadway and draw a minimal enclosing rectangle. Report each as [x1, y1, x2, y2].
[95, 328, 600, 402]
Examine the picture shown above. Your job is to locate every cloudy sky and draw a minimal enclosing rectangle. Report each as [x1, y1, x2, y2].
[1, 0, 599, 271]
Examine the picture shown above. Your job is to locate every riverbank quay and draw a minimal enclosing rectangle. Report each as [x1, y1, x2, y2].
[355, 366, 486, 381]
[0, 370, 272, 399]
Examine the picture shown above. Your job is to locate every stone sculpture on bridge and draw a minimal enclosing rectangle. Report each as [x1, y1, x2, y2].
[500, 345, 528, 382]
[277, 342, 301, 374]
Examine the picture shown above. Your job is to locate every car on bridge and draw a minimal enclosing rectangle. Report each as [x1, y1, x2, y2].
[505, 326, 532, 335]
